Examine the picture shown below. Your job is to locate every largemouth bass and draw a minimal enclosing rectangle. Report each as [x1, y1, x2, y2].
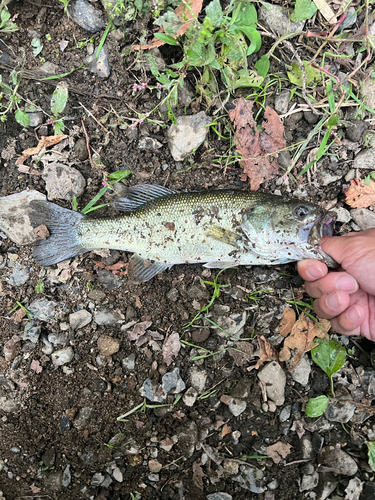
[29, 184, 336, 282]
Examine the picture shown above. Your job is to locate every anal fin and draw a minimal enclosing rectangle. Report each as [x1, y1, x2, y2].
[206, 225, 241, 248]
[128, 254, 171, 283]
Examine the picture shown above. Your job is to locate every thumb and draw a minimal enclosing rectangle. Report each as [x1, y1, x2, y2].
[320, 235, 350, 265]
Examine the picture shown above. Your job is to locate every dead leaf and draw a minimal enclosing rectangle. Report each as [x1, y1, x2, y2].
[15, 135, 68, 165]
[135, 296, 142, 308]
[163, 331, 181, 366]
[172, 410, 185, 419]
[201, 443, 223, 465]
[278, 307, 296, 337]
[192, 461, 205, 490]
[133, 0, 203, 50]
[93, 260, 128, 272]
[221, 423, 232, 437]
[127, 321, 164, 349]
[34, 224, 50, 240]
[266, 442, 292, 464]
[345, 178, 375, 209]
[10, 307, 26, 324]
[127, 321, 153, 340]
[228, 99, 286, 191]
[30, 359, 43, 374]
[312, 0, 337, 23]
[228, 341, 254, 366]
[254, 335, 278, 370]
[291, 418, 306, 439]
[30, 484, 41, 494]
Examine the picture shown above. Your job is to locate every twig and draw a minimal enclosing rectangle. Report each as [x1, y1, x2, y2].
[81, 119, 95, 170]
[78, 101, 111, 135]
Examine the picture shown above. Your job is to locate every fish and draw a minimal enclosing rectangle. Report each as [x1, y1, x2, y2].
[29, 184, 337, 283]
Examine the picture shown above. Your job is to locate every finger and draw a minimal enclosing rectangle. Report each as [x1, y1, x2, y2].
[313, 290, 351, 319]
[330, 304, 365, 336]
[320, 234, 356, 266]
[297, 260, 328, 281]
[304, 272, 358, 298]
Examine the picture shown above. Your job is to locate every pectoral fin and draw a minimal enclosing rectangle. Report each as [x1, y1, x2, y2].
[206, 225, 241, 248]
[128, 254, 171, 283]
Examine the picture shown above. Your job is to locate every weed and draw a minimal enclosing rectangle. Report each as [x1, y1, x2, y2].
[245, 288, 274, 303]
[50, 82, 68, 134]
[59, 0, 70, 15]
[117, 394, 182, 421]
[0, 2, 18, 33]
[35, 280, 44, 294]
[9, 301, 34, 320]
[0, 71, 30, 126]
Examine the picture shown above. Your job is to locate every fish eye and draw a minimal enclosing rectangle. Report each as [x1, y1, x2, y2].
[294, 205, 310, 218]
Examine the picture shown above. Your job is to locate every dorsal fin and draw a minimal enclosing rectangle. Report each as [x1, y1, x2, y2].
[113, 184, 178, 212]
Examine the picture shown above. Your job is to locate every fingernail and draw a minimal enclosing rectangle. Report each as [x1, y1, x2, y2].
[347, 305, 363, 324]
[326, 291, 342, 309]
[306, 266, 325, 279]
[336, 275, 357, 292]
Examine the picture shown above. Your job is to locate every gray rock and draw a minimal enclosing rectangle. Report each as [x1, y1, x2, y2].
[23, 324, 41, 343]
[42, 447, 56, 467]
[350, 208, 375, 230]
[0, 190, 46, 245]
[301, 436, 315, 459]
[138, 137, 163, 150]
[346, 120, 368, 142]
[29, 298, 58, 321]
[42, 163, 86, 201]
[101, 474, 113, 488]
[353, 147, 375, 169]
[216, 312, 247, 339]
[317, 172, 342, 186]
[258, 2, 305, 36]
[300, 472, 319, 491]
[112, 467, 123, 482]
[133, 47, 166, 72]
[94, 309, 122, 326]
[84, 44, 110, 78]
[189, 367, 207, 394]
[140, 378, 164, 403]
[233, 466, 265, 493]
[229, 398, 247, 417]
[48, 333, 68, 346]
[361, 75, 375, 111]
[59, 415, 70, 432]
[122, 353, 136, 370]
[69, 309, 92, 329]
[207, 494, 233, 500]
[0, 376, 15, 391]
[325, 400, 356, 423]
[97, 269, 122, 290]
[318, 446, 358, 476]
[74, 407, 93, 430]
[303, 111, 319, 125]
[340, 7, 357, 30]
[51, 346, 74, 366]
[258, 361, 286, 406]
[336, 207, 351, 223]
[91, 472, 105, 486]
[62, 464, 71, 487]
[279, 404, 292, 423]
[167, 112, 211, 161]
[345, 169, 355, 182]
[291, 354, 311, 386]
[140, 368, 186, 402]
[41, 335, 54, 355]
[28, 112, 44, 127]
[8, 263, 29, 286]
[274, 90, 290, 115]
[183, 387, 198, 407]
[69, 0, 105, 32]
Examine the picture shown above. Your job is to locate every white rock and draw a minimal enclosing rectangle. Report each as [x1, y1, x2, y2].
[258, 361, 286, 406]
[51, 347, 74, 366]
[291, 354, 311, 387]
[183, 387, 198, 407]
[335, 207, 351, 223]
[353, 147, 375, 169]
[350, 208, 375, 230]
[42, 163, 86, 201]
[0, 190, 46, 245]
[189, 367, 207, 394]
[69, 309, 92, 329]
[361, 76, 375, 111]
[167, 112, 211, 161]
[112, 467, 123, 483]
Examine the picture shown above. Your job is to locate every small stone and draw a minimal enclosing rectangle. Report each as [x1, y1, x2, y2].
[361, 76, 375, 111]
[62, 465, 71, 487]
[48, 332, 68, 345]
[148, 473, 160, 482]
[73, 137, 89, 161]
[8, 263, 29, 286]
[91, 472, 105, 487]
[300, 472, 319, 491]
[41, 336, 54, 355]
[350, 208, 375, 230]
[138, 137, 163, 150]
[88, 289, 106, 302]
[167, 112, 211, 161]
[97, 269, 122, 290]
[51, 347, 74, 366]
[162, 367, 186, 394]
[112, 467, 123, 482]
[229, 398, 247, 416]
[192, 328, 210, 343]
[3, 335, 21, 361]
[28, 112, 44, 127]
[74, 407, 93, 430]
[258, 2, 305, 36]
[346, 120, 368, 142]
[59, 415, 70, 432]
[345, 169, 355, 182]
[291, 354, 311, 386]
[274, 90, 290, 115]
[303, 111, 319, 125]
[102, 250, 121, 266]
[279, 405, 292, 422]
[42, 163, 86, 201]
[84, 44, 110, 78]
[340, 7, 357, 29]
[69, 0, 105, 32]
[258, 361, 286, 406]
[206, 494, 233, 500]
[148, 459, 162, 473]
[69, 309, 92, 330]
[122, 353, 136, 370]
[94, 309, 121, 325]
[166, 288, 179, 302]
[29, 298, 58, 321]
[0, 376, 15, 391]
[336, 207, 351, 223]
[216, 312, 247, 339]
[189, 367, 207, 394]
[97, 335, 120, 356]
[318, 446, 358, 476]
[183, 387, 198, 407]
[325, 400, 356, 423]
[23, 324, 41, 343]
[133, 47, 166, 72]
[353, 147, 375, 169]
[10, 447, 20, 453]
[318, 172, 342, 186]
[42, 447, 56, 467]
[233, 466, 265, 493]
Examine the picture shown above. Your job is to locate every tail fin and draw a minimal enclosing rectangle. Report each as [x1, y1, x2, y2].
[29, 201, 87, 266]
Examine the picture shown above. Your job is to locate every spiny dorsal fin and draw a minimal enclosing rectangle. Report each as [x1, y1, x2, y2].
[128, 254, 171, 283]
[113, 184, 178, 212]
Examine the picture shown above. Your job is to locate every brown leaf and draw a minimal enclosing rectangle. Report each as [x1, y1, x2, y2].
[345, 178, 375, 209]
[228, 99, 286, 191]
[30, 359, 43, 374]
[254, 335, 278, 370]
[10, 307, 26, 324]
[201, 443, 223, 465]
[15, 135, 68, 165]
[34, 224, 50, 240]
[133, 0, 203, 50]
[93, 260, 128, 271]
[278, 307, 296, 337]
[30, 484, 41, 494]
[127, 321, 153, 340]
[291, 418, 306, 439]
[266, 442, 292, 464]
[162, 331, 181, 366]
[192, 461, 205, 490]
[221, 423, 232, 437]
[135, 296, 142, 308]
[228, 341, 254, 366]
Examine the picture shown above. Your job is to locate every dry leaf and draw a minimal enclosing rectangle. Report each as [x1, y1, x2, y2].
[192, 461, 205, 490]
[345, 178, 375, 209]
[10, 307, 26, 324]
[312, 0, 337, 23]
[221, 424, 232, 437]
[228, 99, 286, 191]
[133, 0, 203, 50]
[163, 331, 181, 366]
[291, 418, 306, 439]
[30, 484, 41, 494]
[220, 394, 233, 405]
[278, 307, 296, 337]
[254, 335, 278, 370]
[30, 359, 43, 374]
[15, 135, 68, 165]
[127, 321, 153, 340]
[201, 443, 223, 465]
[93, 260, 128, 271]
[266, 442, 292, 464]
[228, 341, 254, 366]
[135, 296, 142, 308]
[34, 224, 50, 240]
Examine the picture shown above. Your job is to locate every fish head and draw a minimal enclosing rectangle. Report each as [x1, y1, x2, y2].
[241, 198, 337, 266]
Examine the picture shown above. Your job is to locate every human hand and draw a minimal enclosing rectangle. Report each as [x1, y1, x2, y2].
[297, 228, 375, 341]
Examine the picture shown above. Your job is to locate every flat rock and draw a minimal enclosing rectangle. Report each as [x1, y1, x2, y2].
[258, 361, 286, 406]
[62, 464, 71, 487]
[318, 446, 358, 476]
[361, 76, 375, 111]
[97, 269, 122, 290]
[346, 120, 368, 142]
[42, 163, 86, 201]
[233, 466, 265, 493]
[122, 353, 136, 370]
[69, 0, 105, 32]
[84, 44, 110, 78]
[325, 400, 356, 423]
[167, 111, 211, 161]
[90, 472, 104, 486]
[350, 209, 375, 230]
[353, 147, 375, 169]
[291, 354, 311, 386]
[74, 406, 93, 430]
[4, 335, 21, 361]
[140, 368, 186, 402]
[29, 298, 58, 321]
[274, 90, 290, 115]
[94, 309, 122, 325]
[97, 335, 120, 356]
[8, 263, 29, 286]
[51, 346, 74, 366]
[229, 398, 247, 416]
[336, 207, 351, 223]
[138, 137, 163, 150]
[216, 312, 247, 339]
[189, 367, 207, 394]
[183, 387, 198, 407]
[23, 324, 41, 343]
[0, 190, 46, 245]
[300, 472, 319, 491]
[69, 309, 92, 330]
[258, 2, 305, 36]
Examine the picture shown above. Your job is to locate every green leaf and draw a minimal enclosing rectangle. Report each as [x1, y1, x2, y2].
[305, 395, 329, 418]
[311, 338, 347, 379]
[255, 55, 270, 78]
[287, 61, 322, 87]
[36, 280, 44, 294]
[1, 8, 11, 26]
[107, 169, 132, 182]
[31, 38, 43, 56]
[367, 441, 375, 472]
[221, 66, 263, 91]
[51, 82, 68, 116]
[290, 0, 317, 22]
[205, 0, 223, 28]
[233, 2, 257, 26]
[154, 11, 183, 36]
[239, 26, 261, 55]
[53, 119, 65, 135]
[154, 33, 178, 46]
[15, 109, 30, 127]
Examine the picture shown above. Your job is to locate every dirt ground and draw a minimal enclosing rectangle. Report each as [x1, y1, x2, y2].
[0, 1, 374, 499]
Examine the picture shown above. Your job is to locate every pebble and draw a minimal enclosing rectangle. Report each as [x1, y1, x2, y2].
[345, 169, 355, 182]
[189, 367, 207, 393]
[3, 335, 21, 361]
[140, 368, 186, 402]
[41, 335, 54, 355]
[233, 466, 265, 493]
[51, 347, 74, 366]
[122, 353, 136, 370]
[74, 407, 93, 430]
[353, 147, 375, 169]
[318, 446, 358, 476]
[97, 269, 122, 290]
[48, 332, 68, 346]
[346, 120, 368, 142]
[361, 76, 375, 111]
[148, 473, 159, 482]
[97, 335, 120, 356]
[325, 400, 356, 423]
[28, 112, 44, 127]
[216, 312, 247, 339]
[303, 111, 319, 125]
[183, 387, 198, 407]
[229, 398, 247, 417]
[8, 263, 29, 286]
[138, 137, 163, 150]
[28, 298, 57, 321]
[207, 494, 233, 500]
[91, 472, 105, 487]
[291, 354, 311, 386]
[0, 190, 46, 245]
[69, 309, 92, 330]
[350, 209, 375, 230]
[300, 472, 319, 491]
[102, 250, 121, 266]
[94, 309, 122, 325]
[88, 289, 106, 302]
[258, 361, 286, 406]
[167, 111, 211, 161]
[279, 405, 292, 422]
[340, 7, 357, 30]
[133, 48, 166, 72]
[258, 2, 305, 37]
[62, 464, 71, 487]
[112, 467, 123, 482]
[274, 90, 290, 115]
[73, 137, 89, 161]
[59, 415, 70, 432]
[69, 0, 105, 32]
[148, 459, 162, 473]
[336, 207, 351, 223]
[0, 376, 15, 391]
[84, 44, 111, 78]
[317, 172, 342, 186]
[192, 328, 210, 343]
[42, 163, 86, 201]
[10, 447, 20, 453]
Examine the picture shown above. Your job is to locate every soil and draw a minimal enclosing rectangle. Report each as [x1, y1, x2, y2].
[0, 1, 374, 500]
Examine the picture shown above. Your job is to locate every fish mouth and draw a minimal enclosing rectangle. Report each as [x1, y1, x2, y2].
[308, 210, 338, 267]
